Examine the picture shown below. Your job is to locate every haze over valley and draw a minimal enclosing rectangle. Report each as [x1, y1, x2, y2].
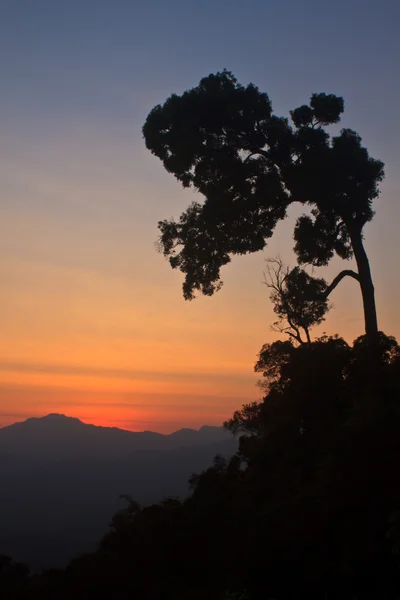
[0, 414, 236, 570]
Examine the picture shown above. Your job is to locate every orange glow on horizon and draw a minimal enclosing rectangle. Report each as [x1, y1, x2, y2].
[2, 126, 397, 434]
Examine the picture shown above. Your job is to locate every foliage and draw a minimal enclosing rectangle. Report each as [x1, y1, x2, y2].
[143, 71, 383, 331]
[264, 258, 330, 344]
[0, 555, 30, 599]
[0, 71, 395, 600]
[5, 333, 400, 599]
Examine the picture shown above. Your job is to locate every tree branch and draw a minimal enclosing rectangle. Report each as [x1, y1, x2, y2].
[244, 148, 270, 164]
[286, 314, 305, 345]
[286, 330, 304, 344]
[323, 269, 360, 299]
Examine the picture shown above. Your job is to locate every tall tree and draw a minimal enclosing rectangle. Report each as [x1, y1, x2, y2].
[143, 70, 384, 355]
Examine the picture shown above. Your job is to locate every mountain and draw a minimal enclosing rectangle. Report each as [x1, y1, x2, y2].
[0, 414, 231, 464]
[0, 414, 237, 571]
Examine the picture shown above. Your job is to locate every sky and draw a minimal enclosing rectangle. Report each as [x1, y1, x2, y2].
[1, 0, 399, 432]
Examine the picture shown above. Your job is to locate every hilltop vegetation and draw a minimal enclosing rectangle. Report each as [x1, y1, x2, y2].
[2, 71, 399, 599]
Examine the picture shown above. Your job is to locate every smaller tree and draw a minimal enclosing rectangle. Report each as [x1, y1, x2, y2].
[263, 257, 330, 344]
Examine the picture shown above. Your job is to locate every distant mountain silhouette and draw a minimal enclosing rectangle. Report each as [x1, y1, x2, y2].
[0, 414, 236, 570]
[0, 414, 231, 463]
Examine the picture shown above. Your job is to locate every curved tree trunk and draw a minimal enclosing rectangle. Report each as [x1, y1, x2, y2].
[350, 228, 380, 377]
[350, 230, 378, 340]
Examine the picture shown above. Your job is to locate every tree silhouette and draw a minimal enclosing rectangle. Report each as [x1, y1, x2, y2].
[0, 555, 29, 598]
[143, 70, 384, 360]
[263, 257, 330, 344]
[7, 333, 400, 598]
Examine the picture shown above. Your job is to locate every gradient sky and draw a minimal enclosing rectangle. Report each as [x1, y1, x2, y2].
[1, 0, 399, 432]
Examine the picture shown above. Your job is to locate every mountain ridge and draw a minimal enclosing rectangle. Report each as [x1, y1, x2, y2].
[0, 413, 224, 437]
[0, 413, 233, 468]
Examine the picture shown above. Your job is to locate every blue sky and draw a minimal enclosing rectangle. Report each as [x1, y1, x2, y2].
[2, 0, 399, 135]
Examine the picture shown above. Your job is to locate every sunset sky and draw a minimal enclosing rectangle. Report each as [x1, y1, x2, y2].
[1, 0, 399, 432]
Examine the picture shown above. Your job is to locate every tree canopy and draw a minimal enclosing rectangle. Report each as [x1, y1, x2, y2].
[144, 70, 384, 356]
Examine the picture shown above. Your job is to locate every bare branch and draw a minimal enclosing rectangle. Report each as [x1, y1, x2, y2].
[286, 314, 306, 345]
[323, 269, 360, 299]
[271, 320, 304, 345]
[263, 257, 289, 293]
